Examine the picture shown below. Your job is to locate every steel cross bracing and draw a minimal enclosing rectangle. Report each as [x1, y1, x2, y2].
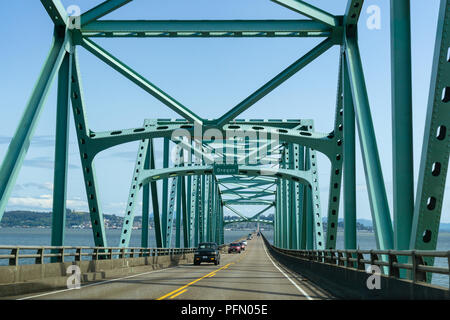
[0, 0, 449, 282]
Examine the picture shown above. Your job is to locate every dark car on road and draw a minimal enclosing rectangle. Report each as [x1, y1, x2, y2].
[228, 242, 242, 253]
[194, 242, 220, 265]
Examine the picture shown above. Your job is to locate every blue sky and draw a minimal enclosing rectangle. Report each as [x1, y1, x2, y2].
[0, 0, 448, 223]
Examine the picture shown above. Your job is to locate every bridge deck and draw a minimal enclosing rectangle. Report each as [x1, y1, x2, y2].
[11, 237, 333, 300]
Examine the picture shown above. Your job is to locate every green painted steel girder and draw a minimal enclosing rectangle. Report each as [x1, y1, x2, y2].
[81, 19, 334, 38]
[344, 0, 364, 28]
[325, 52, 344, 250]
[342, 49, 357, 251]
[223, 200, 275, 206]
[118, 138, 149, 247]
[272, 0, 339, 27]
[40, 0, 68, 27]
[70, 48, 108, 247]
[345, 34, 394, 251]
[249, 205, 275, 220]
[51, 51, 72, 247]
[158, 118, 305, 129]
[85, 123, 337, 161]
[80, 0, 133, 26]
[410, 0, 450, 255]
[221, 190, 274, 196]
[139, 165, 312, 188]
[224, 219, 273, 226]
[390, 0, 414, 254]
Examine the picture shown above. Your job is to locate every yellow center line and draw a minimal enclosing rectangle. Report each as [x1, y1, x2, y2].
[169, 289, 188, 299]
[156, 263, 232, 300]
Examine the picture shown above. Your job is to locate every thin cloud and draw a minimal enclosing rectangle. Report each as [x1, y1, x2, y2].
[7, 196, 88, 211]
[23, 156, 79, 170]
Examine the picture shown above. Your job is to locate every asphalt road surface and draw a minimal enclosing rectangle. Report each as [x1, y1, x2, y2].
[12, 236, 333, 300]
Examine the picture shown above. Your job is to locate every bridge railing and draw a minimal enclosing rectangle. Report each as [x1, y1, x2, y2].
[261, 235, 450, 287]
[0, 246, 196, 266]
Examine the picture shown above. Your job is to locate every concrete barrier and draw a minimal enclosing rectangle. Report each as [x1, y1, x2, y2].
[0, 253, 193, 298]
[264, 241, 450, 300]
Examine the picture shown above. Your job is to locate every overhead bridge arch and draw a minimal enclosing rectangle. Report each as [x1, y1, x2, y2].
[138, 165, 312, 187]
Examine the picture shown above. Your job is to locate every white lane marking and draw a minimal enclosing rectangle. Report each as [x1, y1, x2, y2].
[261, 240, 313, 301]
[17, 266, 178, 300]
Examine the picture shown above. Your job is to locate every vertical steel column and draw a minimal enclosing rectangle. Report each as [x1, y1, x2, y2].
[291, 144, 299, 250]
[309, 149, 325, 250]
[161, 138, 169, 246]
[275, 179, 281, 247]
[149, 139, 162, 247]
[343, 52, 357, 250]
[325, 56, 345, 250]
[197, 176, 204, 245]
[345, 35, 394, 251]
[391, 0, 414, 252]
[191, 175, 199, 247]
[282, 146, 290, 248]
[181, 176, 189, 248]
[202, 175, 209, 243]
[215, 184, 221, 244]
[279, 148, 286, 248]
[165, 176, 178, 248]
[185, 143, 192, 246]
[410, 0, 449, 260]
[141, 139, 151, 248]
[305, 148, 314, 250]
[297, 145, 306, 250]
[175, 174, 182, 248]
[51, 51, 72, 247]
[70, 50, 108, 247]
[119, 138, 149, 247]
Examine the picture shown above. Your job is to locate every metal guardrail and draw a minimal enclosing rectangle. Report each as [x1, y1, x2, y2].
[0, 246, 196, 266]
[261, 234, 450, 287]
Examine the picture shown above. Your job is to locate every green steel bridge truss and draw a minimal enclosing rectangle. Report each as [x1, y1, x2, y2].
[0, 0, 448, 270]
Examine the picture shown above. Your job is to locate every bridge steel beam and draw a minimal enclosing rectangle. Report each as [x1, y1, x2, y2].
[51, 51, 72, 248]
[342, 50, 357, 250]
[281, 146, 289, 249]
[161, 138, 169, 247]
[271, 0, 339, 27]
[305, 147, 313, 250]
[82, 122, 338, 161]
[118, 138, 149, 247]
[81, 20, 334, 38]
[40, 0, 68, 27]
[344, 0, 394, 251]
[149, 139, 162, 248]
[80, 0, 133, 27]
[410, 0, 450, 263]
[325, 55, 345, 250]
[390, 0, 414, 253]
[69, 49, 108, 247]
[142, 140, 151, 248]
